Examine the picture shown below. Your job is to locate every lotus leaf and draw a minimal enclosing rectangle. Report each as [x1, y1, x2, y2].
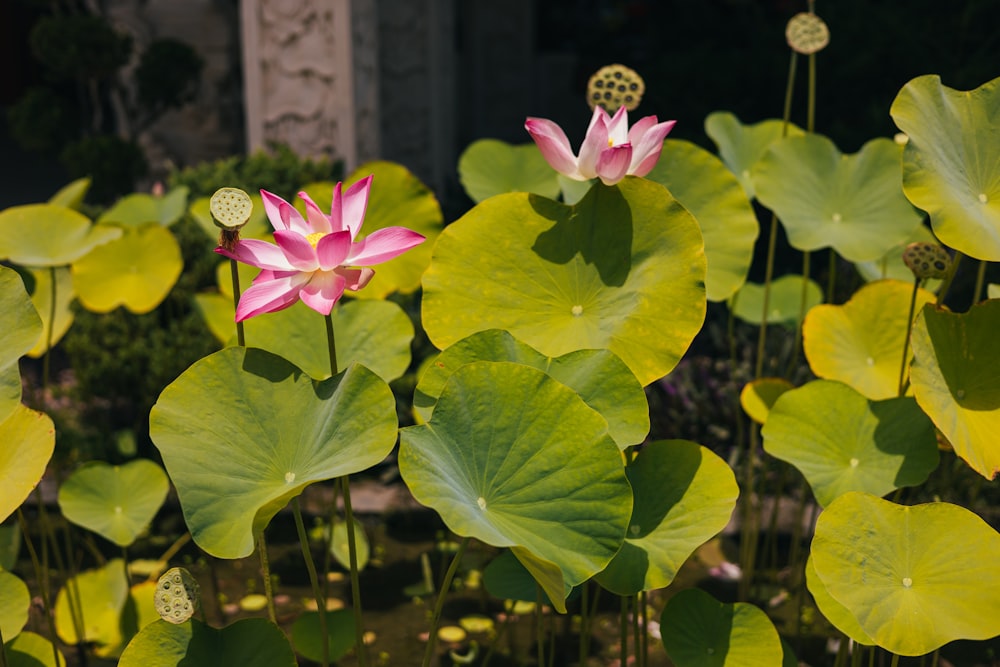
[703, 112, 804, 198]
[739, 378, 793, 424]
[25, 266, 74, 358]
[0, 405, 55, 523]
[48, 178, 90, 210]
[730, 274, 822, 327]
[0, 204, 121, 266]
[118, 618, 296, 666]
[458, 139, 560, 202]
[5, 631, 66, 667]
[0, 266, 41, 421]
[98, 187, 188, 227]
[0, 571, 29, 643]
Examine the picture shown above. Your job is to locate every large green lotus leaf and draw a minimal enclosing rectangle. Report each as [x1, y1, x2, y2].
[0, 405, 55, 523]
[753, 134, 924, 261]
[398, 361, 632, 612]
[812, 492, 1000, 655]
[660, 588, 783, 667]
[48, 177, 90, 210]
[854, 223, 942, 290]
[803, 279, 937, 400]
[413, 329, 647, 450]
[0, 267, 41, 421]
[118, 618, 296, 667]
[596, 440, 738, 595]
[645, 139, 759, 301]
[55, 569, 160, 658]
[703, 112, 804, 198]
[240, 299, 414, 382]
[422, 178, 706, 386]
[730, 274, 822, 327]
[98, 187, 189, 228]
[0, 204, 121, 266]
[482, 549, 566, 606]
[805, 555, 873, 646]
[890, 75, 1000, 260]
[458, 139, 560, 202]
[197, 275, 413, 383]
[739, 378, 793, 425]
[0, 571, 29, 642]
[762, 380, 938, 507]
[57, 460, 169, 547]
[149, 348, 397, 558]
[299, 161, 444, 298]
[25, 266, 74, 358]
[71, 225, 182, 314]
[5, 631, 67, 667]
[189, 193, 272, 242]
[910, 300, 1000, 479]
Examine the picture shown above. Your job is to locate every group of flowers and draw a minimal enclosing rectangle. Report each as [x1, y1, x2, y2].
[221, 105, 674, 320]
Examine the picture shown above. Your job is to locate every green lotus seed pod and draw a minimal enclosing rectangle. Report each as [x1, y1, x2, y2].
[786, 12, 830, 55]
[902, 242, 952, 280]
[210, 187, 253, 230]
[154, 566, 201, 624]
[587, 64, 645, 113]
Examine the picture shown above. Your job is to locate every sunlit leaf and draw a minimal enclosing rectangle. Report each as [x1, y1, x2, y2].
[413, 329, 648, 450]
[812, 492, 1000, 655]
[753, 135, 924, 261]
[458, 139, 560, 202]
[739, 378, 793, 424]
[0, 406, 55, 523]
[762, 380, 938, 507]
[646, 139, 759, 301]
[703, 112, 804, 198]
[660, 588, 783, 666]
[25, 266, 74, 358]
[730, 274, 822, 327]
[0, 571, 30, 643]
[890, 75, 1000, 261]
[98, 187, 189, 228]
[803, 279, 936, 399]
[596, 441, 738, 595]
[71, 225, 183, 314]
[329, 517, 369, 572]
[118, 618, 296, 666]
[5, 631, 67, 667]
[422, 178, 706, 386]
[910, 300, 1000, 479]
[0, 204, 121, 266]
[399, 362, 632, 612]
[58, 460, 169, 547]
[150, 348, 397, 558]
[0, 266, 41, 421]
[805, 555, 873, 646]
[48, 178, 90, 210]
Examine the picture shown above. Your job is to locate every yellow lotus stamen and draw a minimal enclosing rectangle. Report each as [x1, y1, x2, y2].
[306, 232, 326, 247]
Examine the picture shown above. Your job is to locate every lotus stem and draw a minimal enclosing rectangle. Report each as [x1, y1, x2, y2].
[898, 277, 920, 397]
[578, 582, 588, 665]
[972, 258, 987, 306]
[619, 595, 629, 664]
[890, 653, 900, 667]
[341, 477, 369, 667]
[787, 249, 812, 378]
[421, 536, 469, 667]
[826, 247, 837, 303]
[850, 639, 864, 667]
[16, 509, 61, 667]
[292, 498, 329, 667]
[229, 259, 245, 346]
[0, 622, 6, 667]
[935, 251, 961, 307]
[324, 312, 338, 377]
[536, 587, 545, 667]
[256, 532, 277, 623]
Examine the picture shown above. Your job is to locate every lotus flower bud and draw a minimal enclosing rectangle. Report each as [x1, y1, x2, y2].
[902, 242, 952, 280]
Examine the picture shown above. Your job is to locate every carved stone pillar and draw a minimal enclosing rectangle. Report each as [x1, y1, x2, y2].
[240, 0, 379, 172]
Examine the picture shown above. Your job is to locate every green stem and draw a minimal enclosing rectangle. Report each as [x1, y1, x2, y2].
[256, 533, 277, 623]
[292, 498, 328, 667]
[930, 648, 940, 667]
[890, 653, 900, 667]
[0, 622, 6, 667]
[850, 639, 864, 667]
[578, 582, 588, 666]
[42, 266, 57, 393]
[972, 258, 987, 306]
[640, 590, 649, 667]
[619, 595, 628, 664]
[325, 312, 338, 377]
[230, 259, 245, 346]
[421, 537, 469, 667]
[787, 249, 811, 377]
[898, 278, 920, 396]
[935, 252, 962, 307]
[341, 477, 368, 667]
[536, 587, 545, 667]
[60, 523, 87, 667]
[16, 509, 60, 667]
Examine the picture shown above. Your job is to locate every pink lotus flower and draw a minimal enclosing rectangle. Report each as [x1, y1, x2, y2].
[216, 175, 425, 322]
[525, 106, 676, 186]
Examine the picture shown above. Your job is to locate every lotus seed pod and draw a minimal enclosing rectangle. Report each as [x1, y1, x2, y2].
[902, 242, 952, 280]
[154, 567, 201, 624]
[210, 187, 253, 230]
[785, 12, 830, 54]
[587, 64, 645, 112]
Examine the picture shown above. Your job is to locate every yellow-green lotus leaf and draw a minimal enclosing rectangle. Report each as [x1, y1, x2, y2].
[99, 187, 189, 227]
[740, 378, 794, 424]
[910, 300, 1000, 479]
[890, 75, 1000, 261]
[762, 380, 938, 507]
[645, 139, 759, 301]
[0, 266, 41, 420]
[704, 112, 804, 198]
[0, 405, 55, 523]
[804, 279, 936, 400]
[422, 178, 706, 386]
[0, 204, 121, 266]
[48, 178, 90, 210]
[25, 266, 74, 358]
[5, 631, 67, 667]
[0, 571, 30, 642]
[730, 274, 822, 327]
[72, 225, 182, 314]
[812, 492, 1000, 655]
[298, 161, 444, 298]
[753, 135, 924, 261]
[458, 139, 560, 202]
[805, 555, 873, 646]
